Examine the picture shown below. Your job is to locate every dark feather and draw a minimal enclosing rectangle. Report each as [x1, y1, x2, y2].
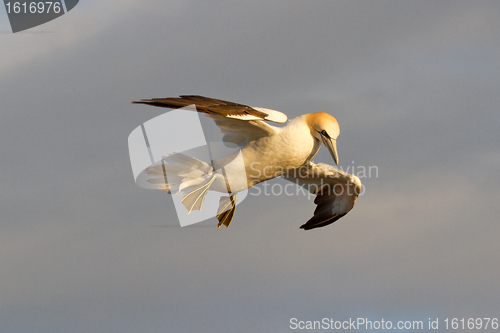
[133, 95, 269, 119]
[300, 213, 346, 230]
[301, 192, 345, 230]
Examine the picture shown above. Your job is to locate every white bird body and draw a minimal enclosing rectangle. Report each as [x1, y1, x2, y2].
[134, 95, 361, 230]
[217, 115, 320, 191]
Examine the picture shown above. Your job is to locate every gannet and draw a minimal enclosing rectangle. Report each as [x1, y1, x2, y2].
[133, 95, 361, 230]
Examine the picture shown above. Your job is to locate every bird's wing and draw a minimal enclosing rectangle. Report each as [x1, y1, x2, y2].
[133, 95, 287, 147]
[283, 162, 362, 230]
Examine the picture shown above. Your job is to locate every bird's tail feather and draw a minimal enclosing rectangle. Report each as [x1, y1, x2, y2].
[145, 153, 213, 195]
[181, 176, 216, 213]
[145, 153, 235, 221]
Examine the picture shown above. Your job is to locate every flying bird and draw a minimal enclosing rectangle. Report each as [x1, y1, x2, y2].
[133, 95, 361, 230]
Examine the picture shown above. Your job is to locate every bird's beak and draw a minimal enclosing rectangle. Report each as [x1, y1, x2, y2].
[321, 136, 339, 165]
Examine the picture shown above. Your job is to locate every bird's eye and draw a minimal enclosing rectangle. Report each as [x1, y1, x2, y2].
[321, 130, 328, 136]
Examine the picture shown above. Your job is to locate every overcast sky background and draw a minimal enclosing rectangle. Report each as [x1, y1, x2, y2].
[1, 1, 499, 332]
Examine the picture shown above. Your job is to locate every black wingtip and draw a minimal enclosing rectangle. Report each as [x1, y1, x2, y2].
[299, 213, 347, 230]
[132, 99, 152, 104]
[299, 223, 312, 230]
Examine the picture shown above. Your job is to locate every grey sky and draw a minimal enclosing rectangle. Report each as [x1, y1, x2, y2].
[1, 1, 499, 332]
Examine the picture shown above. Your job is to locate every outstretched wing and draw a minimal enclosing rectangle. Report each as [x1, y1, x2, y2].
[283, 162, 362, 230]
[133, 95, 288, 147]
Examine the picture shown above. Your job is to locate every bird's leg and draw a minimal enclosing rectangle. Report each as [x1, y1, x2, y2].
[216, 194, 238, 229]
[215, 155, 238, 229]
